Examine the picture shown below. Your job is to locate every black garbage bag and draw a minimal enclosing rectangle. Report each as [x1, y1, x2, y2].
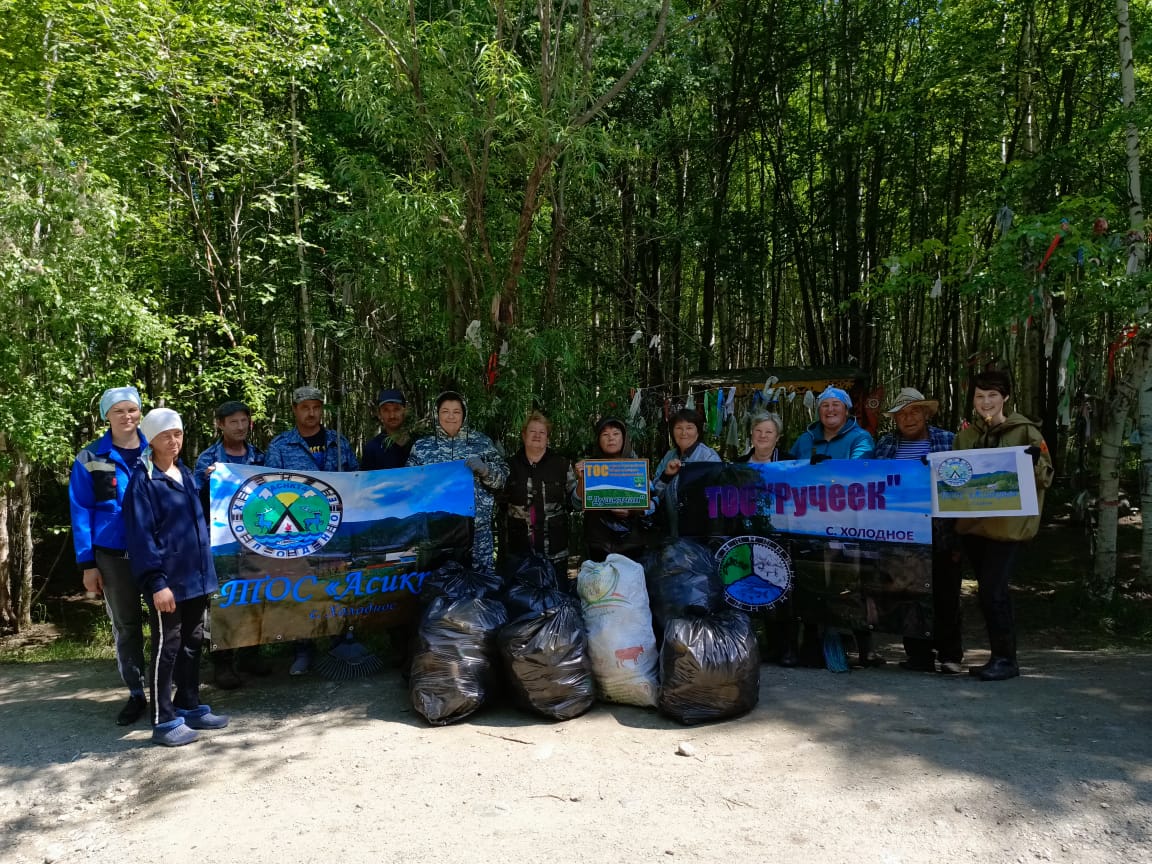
[410, 594, 508, 726]
[498, 600, 595, 721]
[658, 607, 761, 725]
[644, 538, 724, 632]
[503, 554, 570, 618]
[420, 560, 503, 608]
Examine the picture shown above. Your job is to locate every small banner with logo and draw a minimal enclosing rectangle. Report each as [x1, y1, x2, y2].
[676, 460, 934, 635]
[207, 462, 475, 649]
[927, 447, 1039, 518]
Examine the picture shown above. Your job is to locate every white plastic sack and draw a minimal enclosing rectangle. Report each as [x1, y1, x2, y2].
[577, 554, 659, 707]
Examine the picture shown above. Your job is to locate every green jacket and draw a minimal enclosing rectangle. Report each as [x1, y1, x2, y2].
[953, 412, 1054, 542]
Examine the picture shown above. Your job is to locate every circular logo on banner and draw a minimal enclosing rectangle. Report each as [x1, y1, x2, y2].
[937, 457, 974, 487]
[715, 535, 793, 611]
[228, 473, 343, 558]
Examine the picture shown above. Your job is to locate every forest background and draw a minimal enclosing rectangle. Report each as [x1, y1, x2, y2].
[2, 0, 1151, 635]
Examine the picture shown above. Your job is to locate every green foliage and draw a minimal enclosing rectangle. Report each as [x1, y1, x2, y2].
[0, 90, 169, 468]
[3, 0, 1152, 607]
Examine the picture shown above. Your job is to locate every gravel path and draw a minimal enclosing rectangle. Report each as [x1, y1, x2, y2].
[2, 647, 1150, 864]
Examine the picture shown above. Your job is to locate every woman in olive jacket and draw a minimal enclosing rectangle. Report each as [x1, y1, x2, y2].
[952, 370, 1053, 681]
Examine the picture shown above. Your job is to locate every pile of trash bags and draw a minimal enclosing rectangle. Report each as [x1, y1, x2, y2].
[410, 546, 760, 727]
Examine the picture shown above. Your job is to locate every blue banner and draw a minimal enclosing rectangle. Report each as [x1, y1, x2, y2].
[677, 460, 935, 634]
[208, 463, 475, 649]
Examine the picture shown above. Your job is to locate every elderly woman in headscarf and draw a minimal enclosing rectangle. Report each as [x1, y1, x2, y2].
[124, 408, 227, 746]
[407, 390, 509, 577]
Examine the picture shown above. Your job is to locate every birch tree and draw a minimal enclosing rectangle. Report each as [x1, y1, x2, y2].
[1090, 0, 1150, 601]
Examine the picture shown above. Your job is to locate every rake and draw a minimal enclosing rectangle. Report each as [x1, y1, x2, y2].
[314, 629, 386, 681]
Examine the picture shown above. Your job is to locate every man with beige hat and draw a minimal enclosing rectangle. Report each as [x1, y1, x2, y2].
[875, 387, 964, 674]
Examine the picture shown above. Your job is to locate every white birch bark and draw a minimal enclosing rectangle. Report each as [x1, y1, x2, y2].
[1101, 0, 1149, 592]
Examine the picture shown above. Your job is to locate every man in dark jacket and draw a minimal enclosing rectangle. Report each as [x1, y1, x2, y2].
[264, 386, 358, 473]
[361, 388, 412, 470]
[192, 399, 267, 689]
[265, 386, 357, 674]
[125, 408, 228, 746]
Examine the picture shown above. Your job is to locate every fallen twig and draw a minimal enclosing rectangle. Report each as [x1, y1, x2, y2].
[476, 731, 535, 745]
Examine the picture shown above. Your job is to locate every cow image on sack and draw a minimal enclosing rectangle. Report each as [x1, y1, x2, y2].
[576, 554, 659, 707]
[410, 581, 508, 726]
[659, 607, 761, 725]
[498, 599, 595, 721]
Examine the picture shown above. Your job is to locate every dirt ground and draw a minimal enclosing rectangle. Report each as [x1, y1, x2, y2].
[2, 639, 1151, 864]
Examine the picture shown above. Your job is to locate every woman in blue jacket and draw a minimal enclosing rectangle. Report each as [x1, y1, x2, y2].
[789, 387, 875, 461]
[124, 408, 228, 747]
[789, 386, 880, 667]
[68, 386, 149, 726]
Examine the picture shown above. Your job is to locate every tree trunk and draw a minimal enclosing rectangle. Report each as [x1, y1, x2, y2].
[1139, 363, 1152, 585]
[1093, 329, 1152, 601]
[11, 449, 33, 630]
[0, 433, 13, 633]
[1118, 0, 1145, 267]
[291, 80, 318, 385]
[1117, 0, 1147, 585]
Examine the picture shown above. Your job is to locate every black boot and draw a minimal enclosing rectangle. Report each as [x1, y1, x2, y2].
[852, 629, 885, 668]
[236, 645, 272, 676]
[778, 615, 799, 668]
[213, 650, 241, 690]
[978, 633, 1018, 681]
[798, 622, 823, 668]
[900, 636, 936, 672]
[979, 657, 1019, 681]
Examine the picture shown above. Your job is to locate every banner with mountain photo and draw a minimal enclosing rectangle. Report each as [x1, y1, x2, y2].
[206, 462, 475, 649]
[675, 459, 934, 636]
[926, 447, 1039, 518]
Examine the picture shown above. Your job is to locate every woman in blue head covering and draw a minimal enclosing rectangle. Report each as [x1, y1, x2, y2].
[68, 386, 149, 725]
[789, 386, 875, 461]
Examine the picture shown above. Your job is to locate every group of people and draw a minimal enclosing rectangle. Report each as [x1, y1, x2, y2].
[783, 373, 1052, 681]
[68, 369, 1052, 745]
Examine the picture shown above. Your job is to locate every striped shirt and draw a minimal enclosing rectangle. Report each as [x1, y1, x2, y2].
[873, 426, 955, 459]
